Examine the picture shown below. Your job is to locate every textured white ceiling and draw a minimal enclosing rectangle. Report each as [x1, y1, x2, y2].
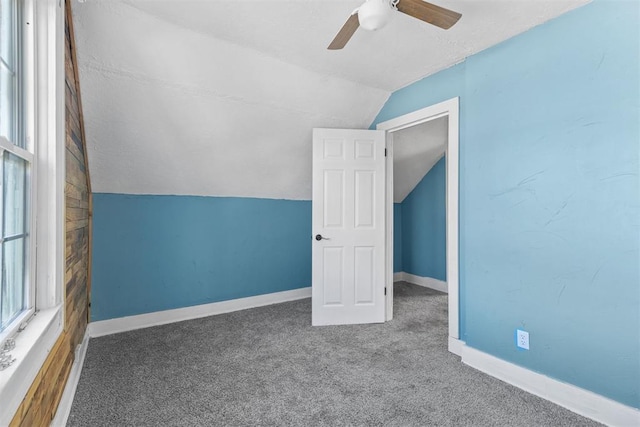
[71, 0, 589, 200]
[393, 117, 447, 203]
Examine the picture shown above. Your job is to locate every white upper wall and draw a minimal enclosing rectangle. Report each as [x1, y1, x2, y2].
[71, 0, 589, 200]
[72, 2, 387, 200]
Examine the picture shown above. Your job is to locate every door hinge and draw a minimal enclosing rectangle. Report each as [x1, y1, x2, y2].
[384, 287, 387, 296]
[384, 148, 387, 157]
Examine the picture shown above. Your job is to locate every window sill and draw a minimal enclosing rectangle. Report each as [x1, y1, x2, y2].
[0, 305, 63, 425]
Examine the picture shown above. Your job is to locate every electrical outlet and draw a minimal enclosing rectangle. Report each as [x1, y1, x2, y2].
[516, 329, 530, 350]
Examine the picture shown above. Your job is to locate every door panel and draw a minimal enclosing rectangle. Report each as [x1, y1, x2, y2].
[323, 170, 344, 228]
[312, 128, 386, 326]
[322, 247, 344, 305]
[355, 171, 375, 228]
[354, 246, 375, 305]
[355, 139, 375, 159]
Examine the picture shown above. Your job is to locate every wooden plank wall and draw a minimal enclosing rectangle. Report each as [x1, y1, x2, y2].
[10, 2, 92, 426]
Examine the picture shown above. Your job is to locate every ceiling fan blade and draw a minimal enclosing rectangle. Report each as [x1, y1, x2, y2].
[396, 0, 461, 29]
[328, 13, 360, 50]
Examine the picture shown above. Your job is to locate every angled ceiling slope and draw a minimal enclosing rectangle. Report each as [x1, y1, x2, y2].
[72, 0, 589, 200]
[393, 117, 447, 203]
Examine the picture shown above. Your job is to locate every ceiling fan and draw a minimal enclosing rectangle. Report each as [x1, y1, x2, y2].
[328, 0, 461, 50]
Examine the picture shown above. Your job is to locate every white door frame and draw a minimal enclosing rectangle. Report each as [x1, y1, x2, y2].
[376, 97, 460, 341]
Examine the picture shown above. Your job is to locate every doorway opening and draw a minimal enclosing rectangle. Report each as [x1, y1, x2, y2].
[391, 118, 447, 296]
[376, 97, 460, 354]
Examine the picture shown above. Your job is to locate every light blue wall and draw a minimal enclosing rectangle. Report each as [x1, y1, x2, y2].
[372, 0, 639, 409]
[91, 194, 311, 321]
[401, 156, 446, 281]
[393, 203, 403, 272]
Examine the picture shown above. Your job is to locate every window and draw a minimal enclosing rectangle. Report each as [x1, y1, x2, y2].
[0, 0, 33, 343]
[0, 0, 65, 423]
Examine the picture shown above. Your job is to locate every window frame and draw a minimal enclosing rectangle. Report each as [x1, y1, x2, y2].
[0, 0, 65, 424]
[0, 0, 36, 340]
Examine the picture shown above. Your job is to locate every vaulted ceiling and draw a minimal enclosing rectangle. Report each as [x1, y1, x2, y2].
[71, 0, 589, 200]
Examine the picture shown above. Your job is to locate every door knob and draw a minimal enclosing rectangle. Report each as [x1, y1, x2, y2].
[315, 234, 329, 241]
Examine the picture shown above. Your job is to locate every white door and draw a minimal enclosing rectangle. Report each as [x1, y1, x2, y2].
[312, 128, 386, 326]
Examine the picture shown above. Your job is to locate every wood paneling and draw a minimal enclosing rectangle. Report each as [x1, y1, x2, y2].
[10, 2, 92, 425]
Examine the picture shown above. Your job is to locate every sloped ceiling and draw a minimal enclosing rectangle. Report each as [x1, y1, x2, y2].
[71, 0, 589, 200]
[393, 117, 446, 203]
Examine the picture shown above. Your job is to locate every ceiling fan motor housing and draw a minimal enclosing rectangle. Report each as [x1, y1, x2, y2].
[328, 0, 461, 50]
[358, 0, 394, 31]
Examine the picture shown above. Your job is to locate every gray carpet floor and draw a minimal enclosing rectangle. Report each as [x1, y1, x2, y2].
[67, 282, 600, 426]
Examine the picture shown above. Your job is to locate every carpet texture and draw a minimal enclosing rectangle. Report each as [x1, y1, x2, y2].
[67, 283, 600, 426]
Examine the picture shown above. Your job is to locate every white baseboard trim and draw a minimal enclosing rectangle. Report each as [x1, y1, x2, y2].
[394, 271, 448, 294]
[88, 287, 312, 338]
[51, 329, 90, 427]
[453, 340, 639, 427]
[448, 336, 464, 356]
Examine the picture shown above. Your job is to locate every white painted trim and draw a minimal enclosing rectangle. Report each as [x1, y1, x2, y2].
[34, 0, 66, 310]
[445, 99, 460, 340]
[460, 344, 640, 427]
[51, 329, 90, 427]
[88, 287, 312, 338]
[0, 136, 34, 162]
[385, 133, 395, 321]
[376, 99, 453, 133]
[0, 307, 63, 426]
[398, 272, 447, 294]
[448, 336, 464, 356]
[392, 272, 404, 282]
[377, 97, 460, 340]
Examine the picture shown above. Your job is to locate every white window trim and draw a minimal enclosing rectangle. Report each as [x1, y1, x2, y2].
[0, 0, 65, 424]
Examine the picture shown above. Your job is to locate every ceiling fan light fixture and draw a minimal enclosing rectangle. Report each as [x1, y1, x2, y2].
[357, 0, 394, 31]
[327, 0, 461, 50]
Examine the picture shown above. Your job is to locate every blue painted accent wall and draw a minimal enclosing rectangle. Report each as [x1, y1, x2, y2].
[372, 1, 639, 408]
[393, 203, 403, 272]
[91, 194, 311, 321]
[401, 156, 446, 281]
